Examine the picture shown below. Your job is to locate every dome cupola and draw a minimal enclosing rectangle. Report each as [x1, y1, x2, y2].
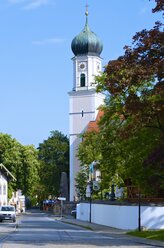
[71, 10, 103, 56]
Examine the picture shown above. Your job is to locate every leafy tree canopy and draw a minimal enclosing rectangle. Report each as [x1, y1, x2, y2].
[0, 133, 40, 201]
[75, 167, 88, 200]
[38, 131, 69, 199]
[77, 0, 164, 195]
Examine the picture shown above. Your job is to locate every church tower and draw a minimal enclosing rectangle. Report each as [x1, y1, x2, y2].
[68, 8, 105, 201]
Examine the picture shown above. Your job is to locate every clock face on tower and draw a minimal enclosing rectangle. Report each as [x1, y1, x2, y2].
[79, 62, 86, 70]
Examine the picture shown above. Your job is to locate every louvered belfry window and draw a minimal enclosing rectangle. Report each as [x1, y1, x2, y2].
[80, 73, 85, 87]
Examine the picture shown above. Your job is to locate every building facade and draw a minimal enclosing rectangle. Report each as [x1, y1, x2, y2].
[0, 171, 8, 206]
[68, 9, 105, 201]
[0, 163, 16, 206]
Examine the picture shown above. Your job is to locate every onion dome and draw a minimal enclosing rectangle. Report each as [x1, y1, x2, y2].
[71, 10, 103, 56]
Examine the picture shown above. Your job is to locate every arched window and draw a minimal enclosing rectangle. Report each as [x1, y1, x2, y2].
[80, 73, 85, 87]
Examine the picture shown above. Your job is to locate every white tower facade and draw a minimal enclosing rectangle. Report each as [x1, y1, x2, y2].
[69, 10, 105, 201]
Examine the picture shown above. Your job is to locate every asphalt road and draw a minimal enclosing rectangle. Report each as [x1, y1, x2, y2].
[0, 209, 163, 248]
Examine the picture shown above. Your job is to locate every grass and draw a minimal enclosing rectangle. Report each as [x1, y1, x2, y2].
[127, 230, 164, 242]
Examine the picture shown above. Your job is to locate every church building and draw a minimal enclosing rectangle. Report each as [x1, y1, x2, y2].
[68, 8, 105, 201]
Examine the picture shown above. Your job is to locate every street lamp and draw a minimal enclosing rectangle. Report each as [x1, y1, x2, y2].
[89, 181, 93, 223]
[86, 181, 93, 223]
[138, 189, 141, 232]
[86, 161, 99, 223]
[110, 184, 115, 201]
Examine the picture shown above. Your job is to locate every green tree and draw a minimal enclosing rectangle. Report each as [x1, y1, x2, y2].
[75, 167, 88, 200]
[0, 133, 22, 197]
[77, 131, 102, 166]
[77, 0, 164, 195]
[0, 133, 40, 201]
[38, 131, 69, 199]
[20, 145, 40, 203]
[95, 2, 164, 194]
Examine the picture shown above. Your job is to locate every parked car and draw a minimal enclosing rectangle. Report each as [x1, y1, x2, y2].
[0, 205, 16, 223]
[71, 208, 76, 218]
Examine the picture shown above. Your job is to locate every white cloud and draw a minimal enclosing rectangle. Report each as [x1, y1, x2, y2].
[8, 0, 27, 4]
[32, 38, 64, 45]
[7, 0, 52, 9]
[24, 0, 49, 10]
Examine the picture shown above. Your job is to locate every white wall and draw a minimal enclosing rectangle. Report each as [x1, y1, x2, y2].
[68, 89, 105, 201]
[77, 203, 164, 230]
[0, 172, 8, 206]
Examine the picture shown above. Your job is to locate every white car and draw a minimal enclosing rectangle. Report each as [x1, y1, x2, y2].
[0, 205, 16, 223]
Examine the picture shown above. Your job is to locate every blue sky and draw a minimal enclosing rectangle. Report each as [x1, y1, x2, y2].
[0, 0, 162, 147]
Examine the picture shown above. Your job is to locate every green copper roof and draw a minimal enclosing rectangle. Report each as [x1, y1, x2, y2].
[71, 12, 103, 56]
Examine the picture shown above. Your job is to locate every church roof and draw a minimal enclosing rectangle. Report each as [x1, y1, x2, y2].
[71, 10, 103, 56]
[87, 110, 104, 132]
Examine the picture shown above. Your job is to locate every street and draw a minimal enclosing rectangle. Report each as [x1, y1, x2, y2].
[0, 209, 162, 248]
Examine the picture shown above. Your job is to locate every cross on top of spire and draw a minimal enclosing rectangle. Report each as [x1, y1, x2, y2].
[85, 1, 89, 16]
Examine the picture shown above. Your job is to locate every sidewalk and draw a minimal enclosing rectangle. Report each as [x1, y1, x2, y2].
[60, 216, 164, 248]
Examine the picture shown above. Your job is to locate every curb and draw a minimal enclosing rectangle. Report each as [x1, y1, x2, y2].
[60, 217, 164, 248]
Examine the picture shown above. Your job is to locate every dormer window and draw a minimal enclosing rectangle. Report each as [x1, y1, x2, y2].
[80, 73, 85, 87]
